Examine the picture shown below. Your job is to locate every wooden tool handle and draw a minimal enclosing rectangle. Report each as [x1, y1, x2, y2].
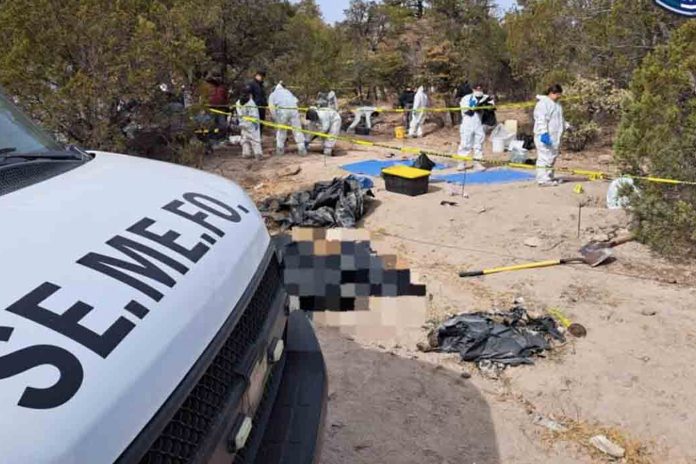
[609, 234, 635, 247]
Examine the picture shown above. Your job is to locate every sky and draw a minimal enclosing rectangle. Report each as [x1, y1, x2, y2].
[310, 0, 519, 23]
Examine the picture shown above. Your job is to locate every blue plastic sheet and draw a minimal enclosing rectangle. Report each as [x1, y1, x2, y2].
[341, 158, 447, 177]
[432, 169, 535, 185]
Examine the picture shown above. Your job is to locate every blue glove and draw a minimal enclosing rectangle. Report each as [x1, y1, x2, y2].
[468, 97, 477, 108]
[540, 133, 552, 146]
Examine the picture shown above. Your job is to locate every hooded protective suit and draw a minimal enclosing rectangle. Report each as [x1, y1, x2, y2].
[268, 83, 307, 156]
[236, 97, 262, 160]
[458, 92, 494, 160]
[326, 91, 338, 110]
[533, 94, 569, 183]
[408, 86, 428, 137]
[307, 107, 342, 156]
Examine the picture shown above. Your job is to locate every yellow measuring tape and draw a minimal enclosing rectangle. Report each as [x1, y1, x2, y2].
[205, 108, 696, 186]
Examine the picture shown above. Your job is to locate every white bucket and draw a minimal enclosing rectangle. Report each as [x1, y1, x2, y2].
[491, 124, 514, 153]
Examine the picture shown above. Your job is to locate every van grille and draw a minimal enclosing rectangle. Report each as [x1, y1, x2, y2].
[139, 256, 282, 464]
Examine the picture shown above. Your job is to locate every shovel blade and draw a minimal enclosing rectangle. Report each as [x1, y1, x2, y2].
[582, 248, 613, 267]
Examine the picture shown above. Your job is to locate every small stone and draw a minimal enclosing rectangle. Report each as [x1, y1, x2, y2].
[478, 207, 487, 214]
[460, 371, 472, 379]
[427, 330, 439, 348]
[641, 309, 657, 316]
[416, 341, 433, 353]
[589, 435, 625, 458]
[513, 296, 526, 306]
[524, 236, 543, 248]
[568, 323, 587, 337]
[279, 165, 302, 177]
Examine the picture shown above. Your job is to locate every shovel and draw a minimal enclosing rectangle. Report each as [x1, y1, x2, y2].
[579, 234, 635, 255]
[459, 248, 613, 278]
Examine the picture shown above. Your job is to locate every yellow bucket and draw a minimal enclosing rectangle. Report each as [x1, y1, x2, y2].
[394, 126, 406, 139]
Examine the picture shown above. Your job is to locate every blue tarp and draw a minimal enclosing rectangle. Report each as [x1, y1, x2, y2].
[432, 169, 535, 185]
[341, 159, 448, 177]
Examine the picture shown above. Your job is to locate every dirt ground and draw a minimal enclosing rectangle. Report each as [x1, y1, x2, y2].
[203, 110, 696, 464]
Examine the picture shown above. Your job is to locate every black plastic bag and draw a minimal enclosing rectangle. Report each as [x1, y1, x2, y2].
[518, 133, 535, 150]
[436, 307, 564, 366]
[413, 153, 436, 171]
[259, 177, 373, 229]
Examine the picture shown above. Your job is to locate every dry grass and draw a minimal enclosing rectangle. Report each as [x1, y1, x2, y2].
[541, 419, 653, 463]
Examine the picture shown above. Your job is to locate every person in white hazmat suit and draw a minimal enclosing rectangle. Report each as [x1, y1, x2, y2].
[533, 84, 570, 185]
[326, 91, 338, 110]
[408, 86, 428, 138]
[305, 107, 342, 156]
[235, 87, 263, 160]
[268, 82, 307, 156]
[347, 106, 378, 133]
[458, 84, 494, 171]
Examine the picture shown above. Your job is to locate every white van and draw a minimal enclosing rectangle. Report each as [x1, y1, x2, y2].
[0, 90, 326, 463]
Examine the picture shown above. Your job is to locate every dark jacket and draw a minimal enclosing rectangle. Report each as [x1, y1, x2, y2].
[455, 82, 472, 100]
[248, 79, 267, 107]
[398, 90, 415, 108]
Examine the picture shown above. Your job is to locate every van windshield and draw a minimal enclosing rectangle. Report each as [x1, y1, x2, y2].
[0, 91, 63, 156]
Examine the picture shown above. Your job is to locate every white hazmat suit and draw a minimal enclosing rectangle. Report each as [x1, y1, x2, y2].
[458, 92, 494, 162]
[408, 86, 428, 138]
[533, 95, 569, 184]
[326, 91, 338, 110]
[348, 106, 377, 132]
[308, 107, 342, 156]
[236, 97, 263, 160]
[268, 83, 306, 156]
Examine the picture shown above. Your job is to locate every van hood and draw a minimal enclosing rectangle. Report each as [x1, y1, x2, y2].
[0, 152, 270, 463]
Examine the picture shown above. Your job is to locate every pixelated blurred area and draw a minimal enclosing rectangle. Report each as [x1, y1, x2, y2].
[274, 228, 427, 345]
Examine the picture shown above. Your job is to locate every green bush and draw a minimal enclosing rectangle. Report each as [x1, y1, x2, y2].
[562, 77, 627, 151]
[614, 21, 696, 257]
[564, 121, 601, 152]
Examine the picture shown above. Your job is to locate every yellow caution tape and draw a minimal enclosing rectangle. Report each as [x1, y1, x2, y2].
[211, 95, 583, 115]
[547, 308, 572, 328]
[631, 175, 696, 185]
[572, 169, 605, 181]
[218, 111, 696, 186]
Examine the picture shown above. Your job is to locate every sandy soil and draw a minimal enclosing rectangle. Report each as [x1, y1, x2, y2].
[203, 110, 696, 463]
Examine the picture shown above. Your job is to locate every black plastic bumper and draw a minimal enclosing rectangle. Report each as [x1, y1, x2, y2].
[242, 310, 328, 464]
